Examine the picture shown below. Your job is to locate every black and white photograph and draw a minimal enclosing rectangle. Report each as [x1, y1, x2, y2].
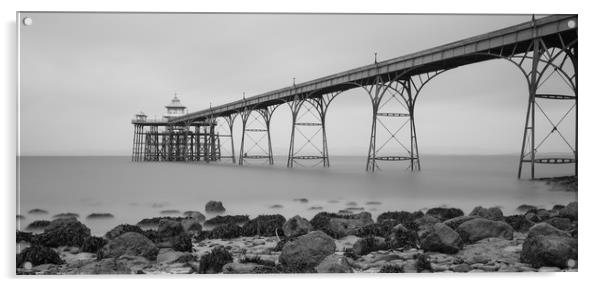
[8, 2, 590, 281]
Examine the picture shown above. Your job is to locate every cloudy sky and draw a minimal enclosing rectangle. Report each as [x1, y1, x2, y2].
[19, 13, 575, 156]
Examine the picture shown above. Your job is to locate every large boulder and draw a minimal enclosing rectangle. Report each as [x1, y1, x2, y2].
[207, 223, 242, 239]
[315, 254, 353, 273]
[181, 218, 203, 234]
[241, 214, 286, 237]
[205, 201, 226, 213]
[283, 215, 312, 237]
[279, 231, 336, 268]
[527, 222, 571, 238]
[16, 245, 64, 267]
[157, 219, 185, 238]
[81, 236, 108, 253]
[456, 218, 513, 243]
[204, 215, 249, 226]
[425, 207, 464, 221]
[544, 217, 573, 231]
[156, 248, 194, 264]
[420, 223, 464, 254]
[469, 206, 504, 221]
[105, 224, 144, 240]
[558, 202, 577, 220]
[520, 235, 577, 268]
[443, 215, 480, 230]
[413, 215, 441, 238]
[100, 232, 158, 260]
[34, 218, 91, 248]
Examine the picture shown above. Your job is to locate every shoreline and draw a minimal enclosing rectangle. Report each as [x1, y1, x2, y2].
[16, 197, 578, 275]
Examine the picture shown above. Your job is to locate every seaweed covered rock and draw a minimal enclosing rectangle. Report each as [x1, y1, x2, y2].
[469, 206, 504, 221]
[208, 223, 242, 239]
[387, 224, 419, 249]
[310, 212, 373, 239]
[352, 236, 388, 255]
[419, 223, 463, 254]
[204, 215, 249, 226]
[516, 204, 538, 213]
[181, 218, 203, 234]
[198, 246, 233, 274]
[379, 265, 405, 273]
[105, 224, 144, 240]
[16, 245, 64, 267]
[456, 218, 513, 243]
[520, 235, 577, 268]
[28, 208, 49, 215]
[376, 210, 423, 226]
[280, 231, 336, 268]
[426, 207, 464, 221]
[544, 217, 573, 231]
[527, 222, 570, 238]
[182, 211, 206, 221]
[504, 215, 534, 232]
[100, 232, 158, 260]
[26, 220, 51, 230]
[81, 236, 108, 253]
[355, 221, 398, 238]
[315, 254, 353, 273]
[157, 219, 185, 238]
[17, 231, 34, 243]
[413, 214, 441, 238]
[35, 217, 91, 248]
[170, 233, 193, 252]
[205, 201, 226, 213]
[241, 214, 286, 237]
[559, 202, 577, 220]
[283, 215, 312, 238]
[136, 216, 186, 227]
[443, 215, 480, 230]
[77, 258, 131, 274]
[86, 213, 114, 219]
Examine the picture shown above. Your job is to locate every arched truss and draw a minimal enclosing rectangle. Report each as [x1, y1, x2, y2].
[477, 32, 577, 179]
[213, 114, 237, 164]
[237, 103, 280, 165]
[350, 68, 445, 172]
[287, 91, 340, 168]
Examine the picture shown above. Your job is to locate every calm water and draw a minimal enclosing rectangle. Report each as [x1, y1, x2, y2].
[17, 155, 577, 236]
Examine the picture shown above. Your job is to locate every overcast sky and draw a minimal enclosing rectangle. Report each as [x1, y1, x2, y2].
[19, 13, 575, 156]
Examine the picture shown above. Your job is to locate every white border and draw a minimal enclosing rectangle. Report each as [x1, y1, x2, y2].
[3, 0, 600, 286]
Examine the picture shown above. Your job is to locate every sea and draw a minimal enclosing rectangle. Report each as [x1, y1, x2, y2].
[17, 155, 577, 236]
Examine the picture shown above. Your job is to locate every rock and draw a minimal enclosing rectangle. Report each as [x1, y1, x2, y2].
[181, 218, 203, 233]
[280, 231, 336, 268]
[379, 264, 405, 273]
[17, 214, 26, 220]
[77, 258, 131, 274]
[520, 235, 577, 268]
[157, 219, 185, 238]
[425, 207, 464, 221]
[204, 215, 249, 226]
[376, 211, 423, 226]
[469, 206, 504, 221]
[105, 224, 144, 240]
[35, 218, 91, 248]
[170, 234, 193, 252]
[443, 215, 480, 230]
[16, 245, 64, 267]
[116, 255, 150, 273]
[387, 224, 419, 249]
[26, 220, 51, 230]
[156, 248, 194, 264]
[53, 212, 79, 219]
[17, 231, 34, 243]
[552, 204, 566, 211]
[293, 198, 309, 203]
[198, 246, 233, 274]
[86, 213, 114, 219]
[208, 223, 242, 239]
[516, 204, 538, 213]
[413, 214, 441, 238]
[559, 202, 577, 220]
[100, 232, 158, 260]
[160, 210, 180, 215]
[269, 204, 283, 209]
[544, 217, 573, 231]
[456, 218, 513, 243]
[136, 216, 186, 226]
[451, 263, 472, 272]
[28, 208, 49, 214]
[283, 215, 312, 237]
[527, 222, 571, 238]
[241, 214, 286, 237]
[355, 222, 397, 237]
[352, 236, 388, 255]
[328, 212, 374, 238]
[420, 223, 464, 254]
[308, 206, 323, 210]
[222, 262, 267, 274]
[81, 236, 107, 253]
[315, 254, 353, 273]
[205, 201, 226, 213]
[182, 211, 206, 221]
[366, 201, 382, 205]
[457, 238, 520, 265]
[504, 215, 534, 232]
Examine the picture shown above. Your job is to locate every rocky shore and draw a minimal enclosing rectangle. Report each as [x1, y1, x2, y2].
[16, 200, 578, 275]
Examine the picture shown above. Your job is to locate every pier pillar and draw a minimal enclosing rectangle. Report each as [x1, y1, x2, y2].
[238, 107, 276, 165]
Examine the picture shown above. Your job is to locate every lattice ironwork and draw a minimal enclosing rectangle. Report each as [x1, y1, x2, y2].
[238, 105, 277, 165]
